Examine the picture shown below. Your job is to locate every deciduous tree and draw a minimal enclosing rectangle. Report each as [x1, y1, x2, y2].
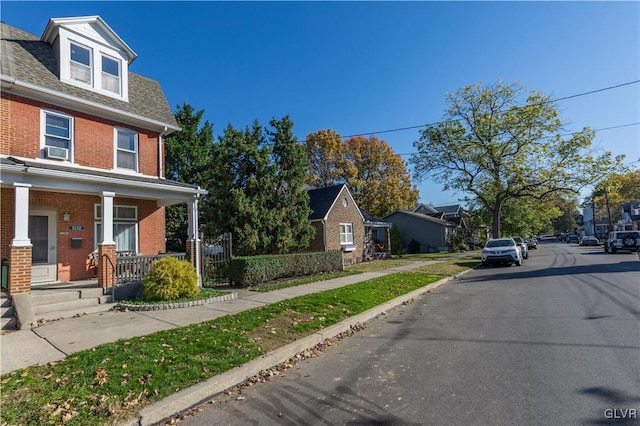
[306, 130, 419, 217]
[410, 80, 622, 237]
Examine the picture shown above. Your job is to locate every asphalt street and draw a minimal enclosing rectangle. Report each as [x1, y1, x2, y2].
[178, 242, 640, 426]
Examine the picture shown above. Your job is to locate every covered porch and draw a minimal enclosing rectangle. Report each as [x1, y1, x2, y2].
[0, 156, 207, 297]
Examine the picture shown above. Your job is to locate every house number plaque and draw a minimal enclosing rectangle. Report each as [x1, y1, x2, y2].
[68, 225, 84, 231]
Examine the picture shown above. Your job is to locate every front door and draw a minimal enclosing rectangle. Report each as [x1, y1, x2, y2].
[29, 209, 57, 284]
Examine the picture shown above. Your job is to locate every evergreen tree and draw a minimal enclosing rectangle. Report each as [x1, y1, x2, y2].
[267, 116, 315, 253]
[164, 102, 214, 251]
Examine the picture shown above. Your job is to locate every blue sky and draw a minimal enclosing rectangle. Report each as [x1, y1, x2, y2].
[3, 1, 639, 207]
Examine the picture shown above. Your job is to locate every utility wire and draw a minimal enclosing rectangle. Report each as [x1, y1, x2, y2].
[395, 122, 640, 157]
[302, 79, 640, 142]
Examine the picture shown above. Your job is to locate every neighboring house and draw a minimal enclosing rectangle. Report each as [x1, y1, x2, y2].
[307, 184, 365, 265]
[414, 203, 469, 229]
[619, 201, 640, 231]
[0, 17, 206, 296]
[384, 210, 458, 252]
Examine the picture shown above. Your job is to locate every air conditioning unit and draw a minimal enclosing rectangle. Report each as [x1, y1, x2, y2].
[45, 146, 69, 161]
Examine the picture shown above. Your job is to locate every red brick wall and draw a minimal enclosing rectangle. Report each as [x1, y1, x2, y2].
[29, 191, 99, 281]
[1, 94, 160, 176]
[8, 246, 31, 294]
[0, 189, 167, 283]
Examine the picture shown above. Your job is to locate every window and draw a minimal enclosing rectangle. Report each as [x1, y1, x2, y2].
[70, 43, 92, 85]
[340, 223, 354, 245]
[94, 205, 138, 252]
[101, 54, 121, 94]
[62, 38, 127, 100]
[116, 128, 138, 172]
[41, 110, 73, 161]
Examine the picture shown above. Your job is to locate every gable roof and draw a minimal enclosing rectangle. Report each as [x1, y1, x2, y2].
[384, 209, 458, 227]
[41, 16, 137, 63]
[307, 184, 364, 222]
[0, 20, 178, 133]
[308, 185, 344, 220]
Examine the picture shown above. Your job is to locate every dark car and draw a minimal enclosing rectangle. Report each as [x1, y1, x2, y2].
[579, 236, 599, 246]
[566, 234, 580, 244]
[525, 238, 538, 249]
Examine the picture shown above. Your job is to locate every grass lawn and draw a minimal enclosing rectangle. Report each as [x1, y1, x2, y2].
[0, 257, 478, 426]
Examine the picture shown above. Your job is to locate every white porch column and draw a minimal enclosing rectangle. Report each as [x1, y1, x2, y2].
[101, 191, 115, 245]
[11, 183, 31, 247]
[187, 197, 201, 283]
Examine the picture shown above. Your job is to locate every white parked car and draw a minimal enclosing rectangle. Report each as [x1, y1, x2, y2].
[511, 236, 529, 259]
[482, 238, 523, 267]
[604, 231, 640, 253]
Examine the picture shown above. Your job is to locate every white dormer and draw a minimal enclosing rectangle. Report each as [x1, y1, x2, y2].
[41, 16, 137, 102]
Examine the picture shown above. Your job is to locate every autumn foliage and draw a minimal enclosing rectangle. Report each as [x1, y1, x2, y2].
[305, 130, 418, 217]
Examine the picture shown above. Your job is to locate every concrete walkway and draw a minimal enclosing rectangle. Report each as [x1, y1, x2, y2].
[0, 256, 476, 425]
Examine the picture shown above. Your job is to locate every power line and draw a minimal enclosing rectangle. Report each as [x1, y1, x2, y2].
[395, 122, 640, 157]
[302, 79, 640, 142]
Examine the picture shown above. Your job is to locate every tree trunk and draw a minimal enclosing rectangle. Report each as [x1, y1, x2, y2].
[491, 199, 503, 238]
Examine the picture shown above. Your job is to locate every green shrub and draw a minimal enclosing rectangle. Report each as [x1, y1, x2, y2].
[447, 232, 467, 252]
[390, 224, 405, 255]
[143, 257, 200, 301]
[230, 251, 343, 287]
[408, 238, 421, 254]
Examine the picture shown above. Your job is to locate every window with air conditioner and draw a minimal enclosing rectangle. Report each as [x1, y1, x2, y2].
[41, 110, 73, 161]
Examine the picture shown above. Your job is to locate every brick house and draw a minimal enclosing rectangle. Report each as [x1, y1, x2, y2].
[0, 16, 206, 296]
[307, 184, 366, 265]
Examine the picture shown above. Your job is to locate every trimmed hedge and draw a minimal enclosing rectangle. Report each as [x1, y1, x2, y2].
[230, 251, 343, 287]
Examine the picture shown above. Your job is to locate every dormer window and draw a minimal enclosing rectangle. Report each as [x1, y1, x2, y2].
[70, 43, 91, 84]
[101, 55, 121, 95]
[64, 39, 124, 98]
[42, 17, 135, 101]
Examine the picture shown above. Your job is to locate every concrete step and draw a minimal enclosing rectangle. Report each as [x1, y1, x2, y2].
[34, 295, 112, 315]
[35, 302, 118, 323]
[1, 292, 16, 331]
[31, 291, 84, 306]
[1, 316, 17, 331]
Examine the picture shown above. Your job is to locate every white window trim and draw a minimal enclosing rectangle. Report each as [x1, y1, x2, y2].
[58, 28, 129, 101]
[40, 109, 74, 162]
[94, 204, 139, 252]
[340, 223, 354, 245]
[114, 127, 139, 173]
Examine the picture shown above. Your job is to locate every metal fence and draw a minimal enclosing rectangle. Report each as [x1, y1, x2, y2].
[115, 252, 187, 284]
[201, 232, 233, 287]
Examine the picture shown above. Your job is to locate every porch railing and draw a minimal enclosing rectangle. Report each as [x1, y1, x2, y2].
[115, 252, 187, 284]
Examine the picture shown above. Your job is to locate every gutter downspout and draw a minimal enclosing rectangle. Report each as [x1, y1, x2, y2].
[158, 126, 168, 179]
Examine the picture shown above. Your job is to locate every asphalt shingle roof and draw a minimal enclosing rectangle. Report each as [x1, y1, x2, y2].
[0, 21, 178, 128]
[307, 185, 344, 220]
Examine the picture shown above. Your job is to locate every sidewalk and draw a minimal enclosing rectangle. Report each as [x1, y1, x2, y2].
[0, 257, 474, 425]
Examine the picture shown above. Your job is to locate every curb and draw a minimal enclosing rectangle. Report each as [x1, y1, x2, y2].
[131, 269, 470, 426]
